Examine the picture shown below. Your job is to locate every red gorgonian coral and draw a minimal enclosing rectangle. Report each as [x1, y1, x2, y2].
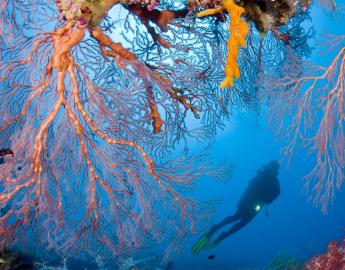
[260, 34, 345, 212]
[304, 237, 345, 270]
[0, 0, 235, 260]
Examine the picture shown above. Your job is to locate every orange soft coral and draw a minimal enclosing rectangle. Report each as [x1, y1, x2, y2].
[197, 0, 249, 88]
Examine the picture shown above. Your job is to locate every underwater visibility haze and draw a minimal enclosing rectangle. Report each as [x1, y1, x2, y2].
[0, 0, 345, 269]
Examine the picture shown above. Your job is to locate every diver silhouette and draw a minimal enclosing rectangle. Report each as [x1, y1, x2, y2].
[192, 160, 281, 254]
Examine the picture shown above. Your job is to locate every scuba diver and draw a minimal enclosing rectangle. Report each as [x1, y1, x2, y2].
[192, 160, 281, 254]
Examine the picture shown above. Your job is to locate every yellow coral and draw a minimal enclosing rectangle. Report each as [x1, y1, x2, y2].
[197, 0, 249, 88]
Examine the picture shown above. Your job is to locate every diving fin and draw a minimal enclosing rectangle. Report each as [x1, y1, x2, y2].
[204, 241, 217, 250]
[191, 235, 210, 255]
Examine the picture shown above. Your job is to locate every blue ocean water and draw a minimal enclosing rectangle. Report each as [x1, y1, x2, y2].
[0, 0, 344, 269]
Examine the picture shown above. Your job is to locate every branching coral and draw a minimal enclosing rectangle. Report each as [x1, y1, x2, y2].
[0, 0, 236, 260]
[260, 35, 345, 212]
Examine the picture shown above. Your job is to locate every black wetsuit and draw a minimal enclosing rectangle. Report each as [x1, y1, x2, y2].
[208, 168, 280, 244]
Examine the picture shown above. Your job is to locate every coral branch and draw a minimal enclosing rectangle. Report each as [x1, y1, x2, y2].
[260, 36, 345, 212]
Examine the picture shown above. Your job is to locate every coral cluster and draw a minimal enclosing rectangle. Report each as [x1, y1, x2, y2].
[56, 0, 160, 25]
[238, 0, 300, 33]
[56, 0, 118, 26]
[304, 238, 345, 270]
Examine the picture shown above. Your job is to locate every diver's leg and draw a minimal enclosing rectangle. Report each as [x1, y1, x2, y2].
[208, 213, 241, 235]
[213, 215, 254, 245]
